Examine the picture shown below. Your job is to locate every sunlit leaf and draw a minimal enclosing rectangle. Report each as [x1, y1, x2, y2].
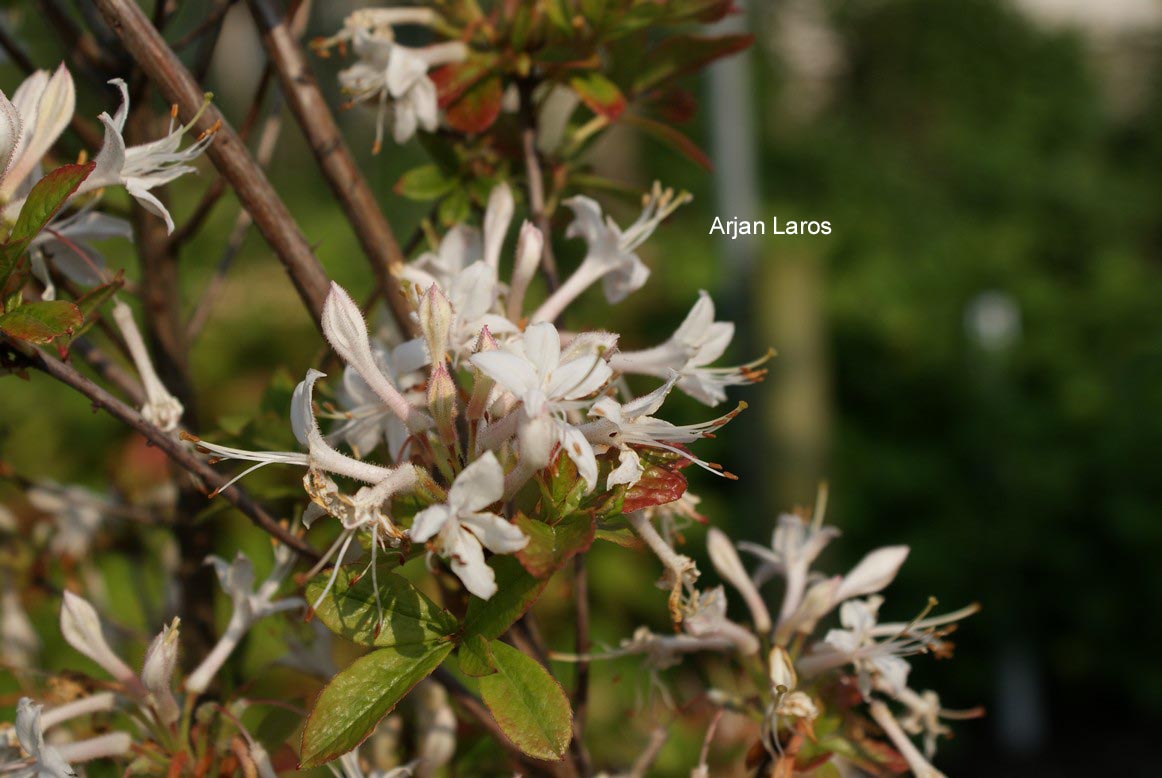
[463, 555, 548, 641]
[0, 300, 83, 345]
[394, 165, 457, 201]
[299, 642, 454, 767]
[479, 641, 573, 761]
[306, 564, 458, 647]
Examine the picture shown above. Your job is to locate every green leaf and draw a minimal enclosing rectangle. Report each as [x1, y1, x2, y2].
[479, 641, 573, 761]
[299, 642, 454, 768]
[538, 453, 587, 520]
[515, 512, 595, 578]
[458, 634, 497, 678]
[307, 565, 458, 647]
[67, 273, 124, 341]
[393, 165, 457, 202]
[438, 187, 471, 226]
[463, 556, 549, 641]
[444, 76, 503, 135]
[632, 34, 753, 96]
[0, 300, 83, 345]
[570, 73, 627, 120]
[1, 163, 95, 297]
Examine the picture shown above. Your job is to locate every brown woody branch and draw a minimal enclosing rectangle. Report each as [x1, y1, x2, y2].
[245, 0, 419, 338]
[91, 0, 333, 330]
[6, 338, 319, 560]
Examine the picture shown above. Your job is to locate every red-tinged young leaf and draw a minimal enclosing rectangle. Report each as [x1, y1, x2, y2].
[622, 114, 713, 171]
[632, 34, 753, 96]
[622, 460, 688, 513]
[0, 163, 95, 297]
[66, 272, 125, 342]
[431, 54, 497, 108]
[671, 0, 737, 23]
[647, 86, 698, 124]
[299, 642, 454, 768]
[0, 301, 83, 345]
[444, 76, 503, 134]
[570, 72, 627, 120]
[478, 641, 573, 761]
[515, 512, 595, 578]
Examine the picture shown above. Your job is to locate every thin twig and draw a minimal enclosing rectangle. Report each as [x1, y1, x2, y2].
[518, 80, 561, 291]
[5, 338, 319, 560]
[245, 0, 418, 338]
[68, 336, 146, 406]
[92, 0, 333, 329]
[188, 90, 287, 339]
[570, 553, 593, 775]
[172, 0, 237, 50]
[629, 726, 669, 778]
[169, 65, 276, 250]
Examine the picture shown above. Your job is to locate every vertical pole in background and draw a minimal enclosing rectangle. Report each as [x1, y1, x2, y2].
[707, 1, 767, 502]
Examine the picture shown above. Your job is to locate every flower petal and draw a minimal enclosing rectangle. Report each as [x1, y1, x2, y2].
[448, 451, 505, 514]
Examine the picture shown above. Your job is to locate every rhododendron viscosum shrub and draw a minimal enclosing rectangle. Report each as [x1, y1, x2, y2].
[0, 2, 979, 776]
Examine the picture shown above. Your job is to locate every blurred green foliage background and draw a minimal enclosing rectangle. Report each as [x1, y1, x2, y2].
[3, 0, 1161, 774]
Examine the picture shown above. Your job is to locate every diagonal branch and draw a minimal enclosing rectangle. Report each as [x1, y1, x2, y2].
[91, 0, 332, 330]
[5, 338, 319, 561]
[246, 0, 419, 338]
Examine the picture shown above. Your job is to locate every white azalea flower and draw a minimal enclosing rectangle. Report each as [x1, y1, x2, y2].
[188, 368, 402, 490]
[0, 64, 75, 203]
[185, 546, 304, 693]
[532, 182, 690, 322]
[582, 371, 742, 488]
[28, 209, 132, 296]
[796, 596, 956, 700]
[8, 698, 75, 778]
[328, 341, 427, 461]
[110, 299, 185, 432]
[680, 585, 759, 656]
[409, 452, 527, 599]
[738, 512, 840, 626]
[78, 79, 215, 234]
[470, 322, 612, 490]
[611, 290, 770, 406]
[339, 30, 465, 150]
[26, 482, 110, 558]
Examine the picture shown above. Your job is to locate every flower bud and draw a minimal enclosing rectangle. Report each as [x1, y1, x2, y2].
[768, 646, 797, 693]
[707, 528, 771, 634]
[60, 591, 139, 689]
[507, 221, 544, 320]
[467, 326, 498, 421]
[427, 363, 458, 444]
[141, 618, 181, 725]
[418, 283, 453, 364]
[483, 182, 514, 270]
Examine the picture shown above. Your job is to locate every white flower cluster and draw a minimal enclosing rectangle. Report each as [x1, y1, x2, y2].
[313, 8, 468, 150]
[189, 181, 764, 605]
[1, 64, 214, 431]
[0, 547, 299, 777]
[578, 496, 982, 777]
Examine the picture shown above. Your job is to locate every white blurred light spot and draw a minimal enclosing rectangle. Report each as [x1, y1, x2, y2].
[964, 291, 1022, 352]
